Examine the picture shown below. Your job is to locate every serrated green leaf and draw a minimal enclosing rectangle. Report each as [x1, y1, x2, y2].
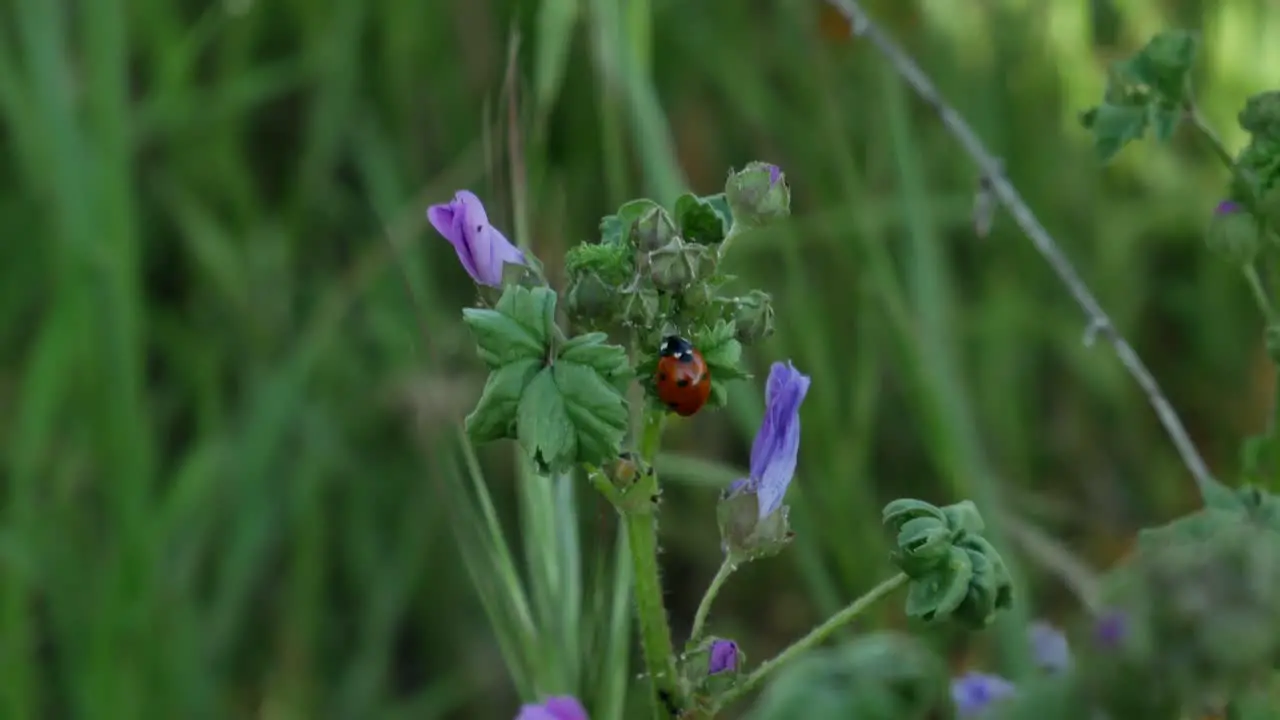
[1085, 103, 1149, 162]
[1148, 100, 1182, 142]
[462, 308, 546, 367]
[904, 547, 972, 621]
[1128, 29, 1198, 101]
[495, 284, 557, 341]
[466, 359, 543, 444]
[553, 361, 629, 467]
[694, 320, 748, 379]
[557, 333, 633, 393]
[518, 369, 578, 474]
[673, 193, 727, 244]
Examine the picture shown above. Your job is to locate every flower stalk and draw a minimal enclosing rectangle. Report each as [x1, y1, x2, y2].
[688, 558, 737, 646]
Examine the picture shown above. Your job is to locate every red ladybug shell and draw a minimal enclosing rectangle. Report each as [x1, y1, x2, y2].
[655, 335, 711, 417]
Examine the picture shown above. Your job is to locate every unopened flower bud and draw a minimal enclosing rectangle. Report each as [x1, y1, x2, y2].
[725, 161, 790, 229]
[647, 237, 716, 293]
[619, 287, 660, 328]
[630, 205, 678, 253]
[1205, 200, 1261, 264]
[708, 639, 742, 675]
[565, 271, 614, 323]
[733, 290, 775, 345]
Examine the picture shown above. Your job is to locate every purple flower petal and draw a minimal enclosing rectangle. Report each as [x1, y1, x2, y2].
[767, 164, 782, 186]
[951, 672, 1016, 717]
[1028, 621, 1071, 672]
[515, 695, 589, 720]
[1215, 199, 1242, 215]
[427, 190, 526, 287]
[708, 639, 740, 674]
[1094, 611, 1127, 648]
[747, 361, 810, 519]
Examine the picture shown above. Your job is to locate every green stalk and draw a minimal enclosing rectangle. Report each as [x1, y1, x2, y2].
[688, 558, 737, 647]
[622, 406, 679, 718]
[710, 572, 909, 713]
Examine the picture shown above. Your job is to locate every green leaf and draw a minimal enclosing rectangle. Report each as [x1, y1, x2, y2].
[703, 192, 734, 230]
[1125, 29, 1198, 101]
[693, 320, 750, 381]
[940, 500, 985, 535]
[465, 359, 543, 443]
[557, 332, 633, 394]
[553, 360, 629, 467]
[462, 285, 557, 367]
[518, 370, 577, 474]
[904, 546, 972, 621]
[515, 359, 630, 475]
[1082, 103, 1149, 162]
[673, 193, 727, 244]
[600, 198, 661, 245]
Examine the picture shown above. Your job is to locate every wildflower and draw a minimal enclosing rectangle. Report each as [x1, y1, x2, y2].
[727, 361, 810, 520]
[1093, 611, 1127, 648]
[951, 671, 1016, 717]
[515, 695, 589, 720]
[717, 361, 810, 560]
[427, 190, 526, 287]
[708, 639, 741, 675]
[1028, 621, 1071, 672]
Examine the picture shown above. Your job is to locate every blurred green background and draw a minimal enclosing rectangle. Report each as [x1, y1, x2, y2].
[3, 0, 1280, 717]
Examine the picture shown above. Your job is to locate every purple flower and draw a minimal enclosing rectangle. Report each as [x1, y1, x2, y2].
[766, 163, 782, 186]
[1028, 621, 1071, 672]
[708, 639, 740, 674]
[427, 190, 526, 287]
[728, 361, 810, 519]
[951, 672, 1016, 717]
[1094, 611, 1127, 648]
[1216, 199, 1242, 215]
[515, 695, 589, 720]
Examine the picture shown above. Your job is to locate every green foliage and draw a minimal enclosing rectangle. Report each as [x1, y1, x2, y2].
[882, 499, 1014, 629]
[747, 634, 953, 720]
[1079, 30, 1199, 161]
[463, 285, 631, 474]
[1232, 92, 1280, 231]
[674, 192, 729, 245]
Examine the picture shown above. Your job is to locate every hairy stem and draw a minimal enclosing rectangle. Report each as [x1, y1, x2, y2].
[688, 558, 737, 646]
[824, 0, 1223, 502]
[711, 572, 908, 712]
[1243, 263, 1276, 323]
[625, 406, 680, 718]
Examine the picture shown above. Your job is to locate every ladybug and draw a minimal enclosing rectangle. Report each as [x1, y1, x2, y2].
[654, 335, 711, 417]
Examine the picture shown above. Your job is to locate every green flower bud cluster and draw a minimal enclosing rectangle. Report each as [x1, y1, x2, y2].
[1230, 91, 1280, 235]
[747, 633, 952, 720]
[560, 162, 791, 412]
[882, 499, 1015, 629]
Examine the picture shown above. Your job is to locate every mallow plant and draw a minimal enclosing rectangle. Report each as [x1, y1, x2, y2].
[431, 0, 1280, 717]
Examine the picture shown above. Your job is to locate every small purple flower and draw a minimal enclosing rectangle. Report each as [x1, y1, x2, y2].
[1094, 611, 1127, 648]
[708, 639, 740, 674]
[728, 361, 810, 519]
[951, 672, 1016, 717]
[1028, 621, 1071, 672]
[427, 190, 526, 287]
[1216, 199, 1242, 215]
[766, 163, 782, 186]
[515, 695, 589, 720]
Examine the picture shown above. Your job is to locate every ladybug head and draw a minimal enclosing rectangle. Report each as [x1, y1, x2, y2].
[658, 335, 695, 360]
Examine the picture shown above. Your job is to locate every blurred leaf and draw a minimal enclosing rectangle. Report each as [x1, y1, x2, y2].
[1081, 103, 1149, 162]
[533, 0, 583, 118]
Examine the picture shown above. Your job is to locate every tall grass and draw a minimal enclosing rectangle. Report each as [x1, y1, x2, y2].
[0, 0, 1277, 717]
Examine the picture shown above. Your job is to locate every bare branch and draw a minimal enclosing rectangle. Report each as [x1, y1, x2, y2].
[824, 0, 1222, 499]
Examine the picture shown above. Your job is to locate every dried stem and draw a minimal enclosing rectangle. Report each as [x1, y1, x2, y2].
[823, 0, 1223, 502]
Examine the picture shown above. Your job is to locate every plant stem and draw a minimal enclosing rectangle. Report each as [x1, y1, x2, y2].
[1243, 263, 1276, 323]
[688, 558, 737, 646]
[625, 406, 679, 718]
[711, 572, 909, 712]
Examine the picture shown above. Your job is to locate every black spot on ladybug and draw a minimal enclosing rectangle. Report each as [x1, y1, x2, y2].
[658, 372, 668, 381]
[666, 402, 679, 410]
[676, 378, 689, 388]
